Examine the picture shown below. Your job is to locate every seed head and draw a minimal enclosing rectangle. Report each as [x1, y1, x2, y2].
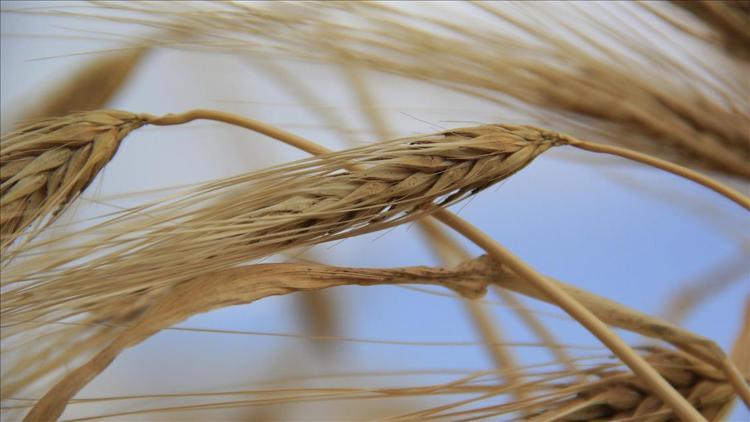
[0, 110, 145, 246]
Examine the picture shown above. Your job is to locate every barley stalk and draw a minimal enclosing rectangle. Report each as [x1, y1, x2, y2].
[21, 260, 492, 421]
[564, 137, 750, 212]
[2, 252, 721, 403]
[20, 255, 744, 421]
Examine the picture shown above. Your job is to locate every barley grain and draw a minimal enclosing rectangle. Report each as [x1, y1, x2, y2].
[0, 110, 145, 248]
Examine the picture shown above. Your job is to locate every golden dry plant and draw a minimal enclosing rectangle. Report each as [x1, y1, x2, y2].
[82, 1, 749, 180]
[1, 1, 749, 421]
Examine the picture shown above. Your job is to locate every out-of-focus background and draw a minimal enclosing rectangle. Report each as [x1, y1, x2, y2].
[1, 1, 748, 420]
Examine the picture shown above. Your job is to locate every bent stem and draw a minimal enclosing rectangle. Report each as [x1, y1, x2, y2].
[432, 208, 705, 421]
[22, 261, 492, 421]
[139, 109, 331, 156]
[418, 218, 582, 383]
[564, 137, 750, 212]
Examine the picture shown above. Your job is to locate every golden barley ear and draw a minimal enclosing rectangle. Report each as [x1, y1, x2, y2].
[0, 122, 560, 328]
[534, 297, 750, 422]
[475, 348, 733, 421]
[0, 110, 145, 247]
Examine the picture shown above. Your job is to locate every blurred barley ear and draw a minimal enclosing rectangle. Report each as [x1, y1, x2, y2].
[17, 47, 147, 122]
[672, 0, 750, 60]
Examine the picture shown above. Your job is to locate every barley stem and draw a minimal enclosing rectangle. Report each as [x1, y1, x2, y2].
[139, 109, 331, 156]
[433, 208, 706, 422]
[566, 137, 750, 212]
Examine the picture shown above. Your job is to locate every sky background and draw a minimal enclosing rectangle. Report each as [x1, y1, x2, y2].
[1, 2, 749, 421]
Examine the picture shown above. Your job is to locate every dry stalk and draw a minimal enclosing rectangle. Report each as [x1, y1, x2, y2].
[3, 252, 721, 407]
[564, 137, 750, 211]
[21, 260, 492, 421]
[19, 256, 742, 421]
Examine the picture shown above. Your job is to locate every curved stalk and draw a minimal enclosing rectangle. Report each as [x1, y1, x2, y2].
[565, 137, 750, 212]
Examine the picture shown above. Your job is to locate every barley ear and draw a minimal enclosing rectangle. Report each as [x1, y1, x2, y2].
[18, 47, 147, 121]
[0, 110, 145, 248]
